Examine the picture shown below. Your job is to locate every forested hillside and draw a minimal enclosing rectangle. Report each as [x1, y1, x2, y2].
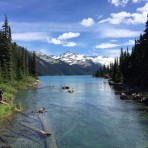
[94, 16, 148, 89]
[0, 16, 37, 117]
[0, 16, 37, 82]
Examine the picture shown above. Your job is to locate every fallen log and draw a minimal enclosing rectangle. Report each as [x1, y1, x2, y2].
[20, 122, 51, 136]
[38, 113, 58, 148]
[0, 101, 9, 105]
[14, 107, 21, 112]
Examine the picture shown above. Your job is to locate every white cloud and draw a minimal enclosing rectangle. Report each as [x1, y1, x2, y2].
[108, 0, 144, 6]
[47, 32, 80, 47]
[63, 42, 76, 47]
[137, 2, 148, 12]
[99, 2, 148, 25]
[12, 32, 48, 41]
[133, 0, 139, 3]
[124, 39, 135, 45]
[96, 43, 120, 49]
[58, 32, 80, 40]
[108, 0, 129, 7]
[101, 28, 140, 38]
[81, 18, 95, 27]
[99, 11, 131, 24]
[47, 38, 62, 45]
[132, 0, 144, 3]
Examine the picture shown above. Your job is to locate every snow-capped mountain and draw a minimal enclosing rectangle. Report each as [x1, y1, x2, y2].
[35, 51, 114, 76]
[51, 51, 114, 66]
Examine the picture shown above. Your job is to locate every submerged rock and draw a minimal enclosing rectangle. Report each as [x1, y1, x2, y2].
[38, 107, 46, 113]
[68, 89, 74, 93]
[62, 85, 70, 89]
[120, 92, 131, 100]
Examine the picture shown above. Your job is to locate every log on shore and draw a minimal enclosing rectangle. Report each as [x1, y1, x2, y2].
[108, 80, 122, 86]
[0, 101, 9, 105]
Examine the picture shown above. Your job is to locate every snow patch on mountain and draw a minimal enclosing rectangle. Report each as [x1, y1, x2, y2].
[36, 51, 114, 66]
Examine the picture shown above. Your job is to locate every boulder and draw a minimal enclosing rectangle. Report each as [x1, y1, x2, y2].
[62, 86, 70, 89]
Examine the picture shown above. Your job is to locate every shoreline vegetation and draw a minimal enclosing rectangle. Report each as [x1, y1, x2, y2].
[0, 16, 38, 118]
[0, 77, 39, 119]
[94, 16, 148, 104]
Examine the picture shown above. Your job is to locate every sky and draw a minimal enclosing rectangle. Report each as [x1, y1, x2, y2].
[0, 0, 148, 57]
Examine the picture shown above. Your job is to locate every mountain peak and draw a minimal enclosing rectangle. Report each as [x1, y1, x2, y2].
[60, 51, 76, 57]
[36, 51, 114, 66]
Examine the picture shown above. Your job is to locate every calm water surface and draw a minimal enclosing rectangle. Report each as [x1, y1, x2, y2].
[0, 76, 148, 148]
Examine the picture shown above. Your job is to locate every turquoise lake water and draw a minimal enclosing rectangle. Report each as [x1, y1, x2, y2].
[0, 76, 148, 148]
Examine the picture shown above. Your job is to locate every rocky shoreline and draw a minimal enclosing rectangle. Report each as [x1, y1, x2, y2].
[108, 80, 148, 104]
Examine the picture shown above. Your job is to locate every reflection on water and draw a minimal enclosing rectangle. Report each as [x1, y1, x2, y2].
[0, 76, 148, 148]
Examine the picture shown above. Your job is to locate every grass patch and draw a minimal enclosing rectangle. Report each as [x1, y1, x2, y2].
[0, 103, 15, 118]
[0, 76, 38, 117]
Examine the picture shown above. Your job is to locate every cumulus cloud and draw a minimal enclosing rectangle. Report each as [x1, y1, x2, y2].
[99, 11, 131, 24]
[47, 32, 80, 47]
[101, 28, 140, 38]
[137, 2, 148, 12]
[108, 0, 144, 7]
[108, 0, 129, 7]
[12, 32, 48, 41]
[81, 18, 95, 27]
[48, 38, 62, 45]
[96, 43, 120, 49]
[58, 32, 80, 40]
[99, 2, 148, 25]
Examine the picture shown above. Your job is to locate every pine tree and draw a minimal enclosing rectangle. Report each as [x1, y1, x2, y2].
[31, 51, 37, 78]
[141, 15, 148, 87]
[1, 16, 13, 80]
[0, 16, 38, 82]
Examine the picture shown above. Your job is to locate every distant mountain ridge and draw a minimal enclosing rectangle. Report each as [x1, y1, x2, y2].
[36, 51, 114, 76]
[51, 51, 114, 66]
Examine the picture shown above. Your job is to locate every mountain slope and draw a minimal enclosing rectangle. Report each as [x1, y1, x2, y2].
[36, 51, 114, 76]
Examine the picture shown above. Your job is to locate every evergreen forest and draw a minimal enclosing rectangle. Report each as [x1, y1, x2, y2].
[94, 16, 148, 89]
[0, 16, 37, 83]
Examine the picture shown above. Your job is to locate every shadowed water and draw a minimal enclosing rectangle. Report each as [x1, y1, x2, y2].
[0, 76, 148, 148]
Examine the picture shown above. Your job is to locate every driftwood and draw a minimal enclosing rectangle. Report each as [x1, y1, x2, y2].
[39, 112, 58, 148]
[0, 101, 9, 105]
[20, 122, 51, 136]
[14, 107, 21, 112]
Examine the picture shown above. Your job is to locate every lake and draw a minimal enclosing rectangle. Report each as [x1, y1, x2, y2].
[0, 76, 148, 148]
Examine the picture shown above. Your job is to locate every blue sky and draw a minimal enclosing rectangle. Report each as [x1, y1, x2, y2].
[0, 0, 148, 57]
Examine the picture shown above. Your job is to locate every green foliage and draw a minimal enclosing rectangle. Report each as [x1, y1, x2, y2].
[0, 16, 37, 83]
[94, 16, 148, 88]
[0, 104, 15, 118]
[94, 65, 111, 78]
[0, 16, 38, 117]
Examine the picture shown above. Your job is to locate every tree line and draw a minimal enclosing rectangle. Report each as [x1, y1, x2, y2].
[0, 16, 37, 83]
[94, 16, 148, 89]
